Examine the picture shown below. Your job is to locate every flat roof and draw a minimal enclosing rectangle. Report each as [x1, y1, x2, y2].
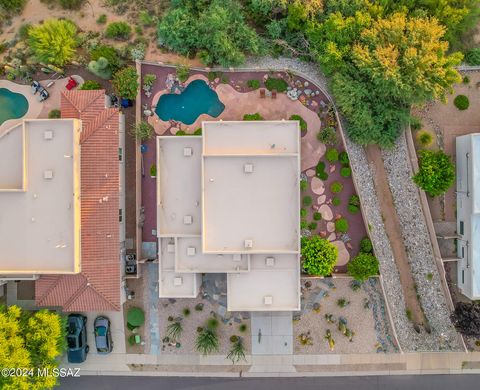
[202, 121, 300, 253]
[0, 119, 81, 273]
[227, 254, 300, 311]
[156, 137, 202, 236]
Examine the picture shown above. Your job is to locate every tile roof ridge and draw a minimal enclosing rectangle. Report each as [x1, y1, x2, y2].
[62, 90, 106, 115]
[80, 106, 119, 144]
[64, 281, 120, 312]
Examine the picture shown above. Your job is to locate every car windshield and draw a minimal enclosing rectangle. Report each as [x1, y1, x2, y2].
[67, 336, 77, 349]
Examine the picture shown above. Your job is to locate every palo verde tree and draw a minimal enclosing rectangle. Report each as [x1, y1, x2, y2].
[413, 150, 455, 197]
[0, 305, 65, 390]
[301, 235, 338, 276]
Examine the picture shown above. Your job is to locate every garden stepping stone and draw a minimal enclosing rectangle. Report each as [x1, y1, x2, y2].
[317, 195, 326, 204]
[327, 232, 336, 241]
[306, 169, 315, 177]
[319, 204, 333, 221]
[332, 240, 350, 266]
[327, 221, 335, 232]
[311, 177, 324, 195]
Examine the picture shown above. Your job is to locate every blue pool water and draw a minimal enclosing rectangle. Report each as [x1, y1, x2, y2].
[0, 88, 29, 125]
[156, 79, 225, 125]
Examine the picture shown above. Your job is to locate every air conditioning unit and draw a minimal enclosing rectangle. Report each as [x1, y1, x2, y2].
[126, 254, 136, 262]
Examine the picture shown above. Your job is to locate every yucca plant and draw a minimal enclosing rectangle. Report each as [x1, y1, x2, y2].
[227, 337, 246, 364]
[166, 321, 183, 342]
[195, 328, 219, 355]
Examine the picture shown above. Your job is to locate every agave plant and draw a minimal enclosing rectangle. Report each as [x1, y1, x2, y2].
[324, 329, 335, 351]
[166, 321, 183, 342]
[324, 313, 335, 324]
[227, 337, 246, 364]
[195, 328, 219, 355]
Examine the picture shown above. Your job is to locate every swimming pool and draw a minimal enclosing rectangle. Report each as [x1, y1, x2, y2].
[156, 79, 225, 125]
[0, 88, 29, 126]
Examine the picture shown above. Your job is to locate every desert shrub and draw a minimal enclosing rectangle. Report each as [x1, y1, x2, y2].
[28, 19, 77, 66]
[166, 321, 183, 342]
[195, 328, 218, 355]
[58, 0, 84, 9]
[318, 171, 328, 180]
[264, 77, 288, 92]
[247, 79, 260, 89]
[301, 236, 338, 276]
[454, 94, 469, 110]
[176, 64, 190, 82]
[243, 113, 264, 120]
[360, 237, 373, 253]
[300, 179, 307, 191]
[347, 253, 379, 281]
[138, 10, 155, 27]
[413, 150, 455, 196]
[303, 196, 312, 207]
[105, 21, 132, 40]
[130, 43, 146, 61]
[227, 337, 246, 364]
[112, 66, 139, 100]
[308, 222, 318, 230]
[79, 80, 102, 90]
[88, 57, 112, 80]
[332, 196, 341, 206]
[90, 45, 120, 71]
[18, 23, 31, 40]
[176, 130, 186, 136]
[339, 151, 349, 165]
[315, 161, 325, 175]
[410, 116, 422, 131]
[194, 128, 202, 135]
[96, 14, 107, 24]
[335, 217, 349, 233]
[48, 109, 61, 119]
[317, 126, 337, 145]
[239, 323, 247, 333]
[463, 75, 470, 84]
[452, 302, 480, 336]
[290, 114, 307, 132]
[300, 208, 307, 218]
[349, 194, 360, 207]
[1, 0, 27, 13]
[127, 307, 145, 327]
[340, 167, 351, 178]
[465, 48, 480, 66]
[206, 317, 219, 331]
[330, 182, 343, 194]
[417, 130, 433, 147]
[313, 212, 322, 221]
[300, 219, 307, 229]
[130, 121, 153, 140]
[325, 148, 339, 162]
[347, 204, 359, 214]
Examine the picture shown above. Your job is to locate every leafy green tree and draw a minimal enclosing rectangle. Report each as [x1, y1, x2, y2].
[0, 306, 65, 390]
[112, 66, 139, 100]
[347, 252, 379, 281]
[413, 150, 455, 196]
[27, 19, 78, 66]
[301, 235, 338, 276]
[465, 48, 480, 65]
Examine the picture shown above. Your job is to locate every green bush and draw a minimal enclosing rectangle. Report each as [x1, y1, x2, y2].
[454, 94, 469, 110]
[302, 196, 312, 207]
[247, 79, 260, 89]
[465, 48, 480, 66]
[264, 77, 288, 92]
[317, 126, 337, 145]
[176, 130, 187, 136]
[410, 116, 422, 131]
[332, 196, 341, 206]
[243, 113, 264, 121]
[335, 217, 349, 233]
[325, 148, 339, 162]
[301, 236, 338, 276]
[330, 182, 343, 194]
[290, 114, 307, 132]
[347, 253, 379, 281]
[59, 0, 84, 9]
[413, 150, 455, 196]
[417, 130, 433, 147]
[194, 128, 202, 135]
[339, 151, 349, 165]
[300, 179, 307, 191]
[130, 121, 153, 141]
[18, 23, 31, 40]
[105, 22, 132, 40]
[176, 64, 190, 82]
[1, 0, 27, 13]
[347, 204, 359, 214]
[127, 307, 145, 327]
[96, 14, 107, 24]
[195, 328, 218, 355]
[360, 237, 373, 253]
[300, 208, 307, 218]
[300, 219, 307, 229]
[80, 80, 102, 90]
[349, 194, 360, 207]
[313, 212, 322, 221]
[112, 66, 139, 100]
[340, 167, 351, 178]
[90, 45, 120, 71]
[463, 75, 470, 84]
[308, 222, 318, 230]
[318, 171, 328, 180]
[48, 109, 61, 119]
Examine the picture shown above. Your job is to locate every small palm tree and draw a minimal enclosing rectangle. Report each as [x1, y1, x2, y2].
[195, 328, 219, 355]
[227, 337, 246, 364]
[166, 321, 183, 342]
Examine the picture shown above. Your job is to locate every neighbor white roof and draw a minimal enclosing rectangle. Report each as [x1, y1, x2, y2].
[0, 119, 81, 274]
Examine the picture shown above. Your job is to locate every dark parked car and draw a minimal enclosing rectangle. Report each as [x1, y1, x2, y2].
[94, 316, 113, 354]
[66, 314, 89, 363]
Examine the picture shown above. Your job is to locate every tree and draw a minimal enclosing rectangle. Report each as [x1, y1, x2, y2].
[301, 235, 338, 276]
[347, 253, 379, 281]
[79, 80, 102, 90]
[0, 306, 65, 390]
[105, 22, 132, 40]
[89, 45, 121, 71]
[27, 19, 78, 66]
[413, 150, 455, 196]
[111, 67, 139, 100]
[0, 0, 27, 13]
[452, 302, 480, 336]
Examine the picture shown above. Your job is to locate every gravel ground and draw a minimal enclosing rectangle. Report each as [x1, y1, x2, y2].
[158, 296, 251, 356]
[245, 57, 463, 352]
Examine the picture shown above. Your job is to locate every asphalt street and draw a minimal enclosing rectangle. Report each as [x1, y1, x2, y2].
[61, 374, 480, 390]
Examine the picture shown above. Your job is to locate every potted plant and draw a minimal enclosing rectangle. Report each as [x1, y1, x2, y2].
[150, 164, 156, 178]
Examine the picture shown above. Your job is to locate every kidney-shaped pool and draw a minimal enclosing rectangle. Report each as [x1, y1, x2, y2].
[155, 79, 225, 125]
[0, 88, 29, 126]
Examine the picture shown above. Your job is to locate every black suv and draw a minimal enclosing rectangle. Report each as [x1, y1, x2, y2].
[66, 314, 89, 363]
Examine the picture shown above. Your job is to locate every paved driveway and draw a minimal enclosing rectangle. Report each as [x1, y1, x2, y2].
[251, 312, 293, 355]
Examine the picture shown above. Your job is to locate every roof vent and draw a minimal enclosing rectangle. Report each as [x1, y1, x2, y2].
[183, 215, 193, 225]
[187, 246, 196, 256]
[174, 277, 183, 286]
[167, 243, 175, 253]
[265, 257, 275, 267]
[183, 147, 193, 157]
[44, 130, 54, 140]
[233, 254, 242, 262]
[244, 163, 254, 173]
[244, 239, 253, 249]
[264, 295, 273, 305]
[43, 170, 54, 180]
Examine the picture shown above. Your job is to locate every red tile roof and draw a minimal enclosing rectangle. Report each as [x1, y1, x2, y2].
[36, 90, 121, 312]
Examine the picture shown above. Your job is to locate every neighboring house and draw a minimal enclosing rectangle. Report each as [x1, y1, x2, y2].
[33, 90, 125, 312]
[456, 134, 480, 300]
[157, 121, 301, 311]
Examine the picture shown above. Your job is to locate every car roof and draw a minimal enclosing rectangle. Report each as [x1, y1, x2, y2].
[94, 316, 110, 328]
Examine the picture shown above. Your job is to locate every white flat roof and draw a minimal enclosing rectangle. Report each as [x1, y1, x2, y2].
[157, 136, 202, 236]
[0, 119, 81, 274]
[227, 254, 300, 311]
